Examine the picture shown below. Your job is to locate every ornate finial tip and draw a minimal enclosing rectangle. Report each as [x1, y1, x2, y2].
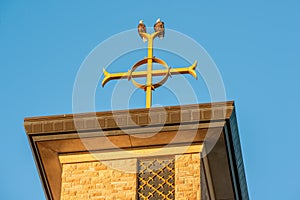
[193, 61, 198, 69]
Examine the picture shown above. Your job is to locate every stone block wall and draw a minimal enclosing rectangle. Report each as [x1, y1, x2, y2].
[61, 159, 137, 200]
[60, 153, 203, 200]
[175, 154, 201, 200]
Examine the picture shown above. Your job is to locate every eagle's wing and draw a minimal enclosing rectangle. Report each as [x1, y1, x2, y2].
[154, 21, 164, 39]
[138, 23, 147, 42]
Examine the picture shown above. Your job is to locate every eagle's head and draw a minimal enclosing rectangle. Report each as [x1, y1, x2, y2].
[156, 18, 161, 23]
[139, 20, 144, 24]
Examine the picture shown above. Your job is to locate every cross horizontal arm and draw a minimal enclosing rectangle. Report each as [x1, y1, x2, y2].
[169, 61, 197, 79]
[102, 61, 197, 87]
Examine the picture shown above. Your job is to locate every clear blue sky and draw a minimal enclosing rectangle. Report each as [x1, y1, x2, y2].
[1, 1, 299, 199]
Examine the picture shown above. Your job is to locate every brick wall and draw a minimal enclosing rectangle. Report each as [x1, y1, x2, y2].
[61, 153, 204, 199]
[61, 159, 137, 200]
[175, 153, 201, 200]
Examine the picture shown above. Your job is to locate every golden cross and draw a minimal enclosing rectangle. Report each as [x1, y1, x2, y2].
[102, 30, 198, 108]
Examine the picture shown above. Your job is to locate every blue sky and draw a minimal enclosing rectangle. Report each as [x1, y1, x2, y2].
[1, 1, 300, 199]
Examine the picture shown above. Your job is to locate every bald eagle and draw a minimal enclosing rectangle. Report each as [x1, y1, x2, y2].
[154, 18, 164, 39]
[138, 20, 147, 42]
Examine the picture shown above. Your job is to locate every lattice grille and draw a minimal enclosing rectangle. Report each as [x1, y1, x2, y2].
[137, 157, 175, 200]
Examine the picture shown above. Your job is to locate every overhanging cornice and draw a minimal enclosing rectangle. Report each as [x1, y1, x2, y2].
[24, 101, 248, 200]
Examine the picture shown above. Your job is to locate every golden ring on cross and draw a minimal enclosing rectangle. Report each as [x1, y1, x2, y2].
[128, 57, 171, 91]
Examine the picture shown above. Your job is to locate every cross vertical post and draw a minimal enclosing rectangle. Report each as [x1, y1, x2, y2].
[146, 34, 154, 108]
[142, 31, 162, 108]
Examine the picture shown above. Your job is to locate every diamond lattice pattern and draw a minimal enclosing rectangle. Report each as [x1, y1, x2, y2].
[137, 157, 175, 200]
